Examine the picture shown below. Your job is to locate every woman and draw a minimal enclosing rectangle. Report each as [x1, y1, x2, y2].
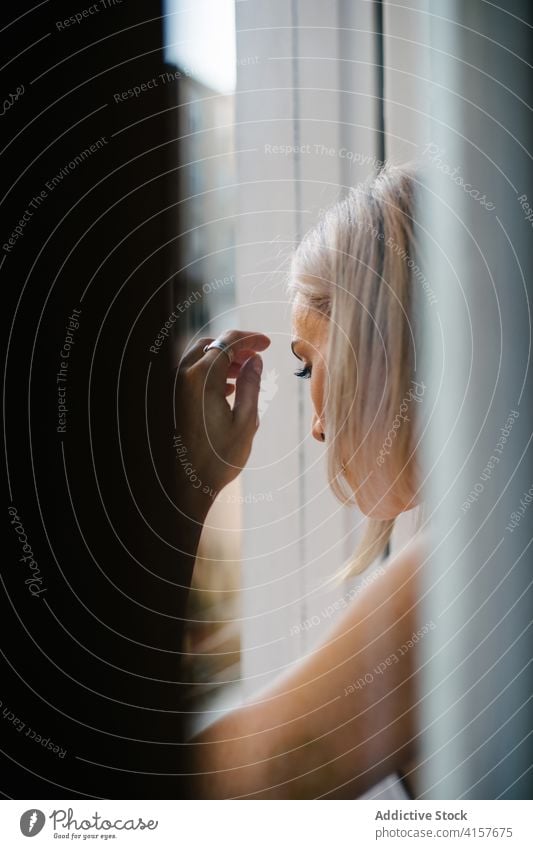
[175, 165, 429, 798]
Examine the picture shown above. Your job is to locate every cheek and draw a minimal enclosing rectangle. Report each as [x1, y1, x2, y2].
[310, 362, 327, 419]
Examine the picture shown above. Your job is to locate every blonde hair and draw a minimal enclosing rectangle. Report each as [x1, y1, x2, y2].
[289, 164, 424, 577]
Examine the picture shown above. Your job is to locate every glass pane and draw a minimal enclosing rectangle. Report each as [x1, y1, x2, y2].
[163, 0, 242, 731]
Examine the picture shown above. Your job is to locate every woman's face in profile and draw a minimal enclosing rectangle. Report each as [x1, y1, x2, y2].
[290, 300, 417, 520]
[290, 301, 329, 444]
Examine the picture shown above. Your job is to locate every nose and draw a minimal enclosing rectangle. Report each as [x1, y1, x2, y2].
[311, 412, 326, 443]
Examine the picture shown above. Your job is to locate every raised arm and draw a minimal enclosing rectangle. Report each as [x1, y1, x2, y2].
[174, 327, 271, 574]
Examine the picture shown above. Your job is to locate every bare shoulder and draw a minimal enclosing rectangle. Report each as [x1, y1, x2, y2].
[354, 528, 430, 626]
[383, 528, 430, 581]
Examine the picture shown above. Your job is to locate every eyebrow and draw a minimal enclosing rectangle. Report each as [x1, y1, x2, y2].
[291, 340, 303, 360]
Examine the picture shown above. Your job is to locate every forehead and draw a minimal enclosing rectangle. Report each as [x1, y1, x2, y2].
[291, 300, 329, 345]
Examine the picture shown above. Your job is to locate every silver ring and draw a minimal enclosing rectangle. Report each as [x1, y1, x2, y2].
[203, 339, 233, 364]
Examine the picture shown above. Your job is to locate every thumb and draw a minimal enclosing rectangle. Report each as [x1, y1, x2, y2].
[233, 355, 263, 433]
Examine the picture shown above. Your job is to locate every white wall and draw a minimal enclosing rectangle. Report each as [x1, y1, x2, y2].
[418, 0, 533, 799]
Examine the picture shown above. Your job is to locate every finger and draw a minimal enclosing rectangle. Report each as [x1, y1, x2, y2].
[226, 349, 265, 378]
[178, 337, 215, 369]
[202, 330, 270, 390]
[233, 355, 263, 434]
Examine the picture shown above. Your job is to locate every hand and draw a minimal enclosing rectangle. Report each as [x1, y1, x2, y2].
[174, 329, 271, 520]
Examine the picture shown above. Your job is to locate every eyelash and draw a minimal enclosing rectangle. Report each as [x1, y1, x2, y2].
[294, 365, 312, 379]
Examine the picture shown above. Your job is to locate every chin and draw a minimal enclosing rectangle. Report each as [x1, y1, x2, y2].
[346, 462, 420, 519]
[356, 489, 419, 520]
[360, 502, 401, 520]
